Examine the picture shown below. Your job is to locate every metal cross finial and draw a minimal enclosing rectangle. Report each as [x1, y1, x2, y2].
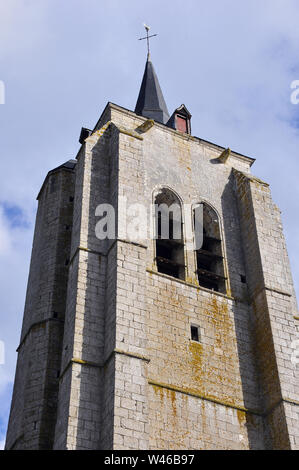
[138, 24, 157, 59]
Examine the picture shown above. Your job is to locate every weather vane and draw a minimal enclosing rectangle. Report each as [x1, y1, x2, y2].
[138, 24, 157, 58]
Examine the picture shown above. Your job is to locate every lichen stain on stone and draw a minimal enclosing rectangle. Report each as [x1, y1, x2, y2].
[152, 383, 164, 403]
[148, 280, 246, 424]
[208, 297, 230, 350]
[151, 384, 190, 449]
[237, 409, 246, 426]
[200, 400, 207, 435]
[204, 298, 243, 406]
[166, 389, 177, 418]
[199, 400, 214, 449]
[186, 296, 243, 409]
[189, 341, 203, 390]
[166, 391, 190, 449]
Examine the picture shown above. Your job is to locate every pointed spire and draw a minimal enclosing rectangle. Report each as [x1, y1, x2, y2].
[135, 56, 170, 125]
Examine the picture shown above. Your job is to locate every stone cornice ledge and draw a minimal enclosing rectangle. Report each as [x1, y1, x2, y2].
[146, 269, 234, 301]
[148, 379, 261, 416]
[148, 380, 299, 418]
[59, 349, 150, 381]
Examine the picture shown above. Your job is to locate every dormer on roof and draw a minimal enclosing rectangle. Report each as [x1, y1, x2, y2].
[167, 104, 192, 135]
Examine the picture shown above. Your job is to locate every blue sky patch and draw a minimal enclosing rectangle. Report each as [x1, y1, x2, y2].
[0, 382, 13, 446]
[1, 202, 31, 229]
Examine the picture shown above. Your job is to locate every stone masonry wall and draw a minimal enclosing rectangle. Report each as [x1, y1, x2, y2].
[92, 109, 265, 449]
[7, 103, 298, 450]
[234, 170, 299, 449]
[53, 125, 113, 449]
[6, 167, 75, 449]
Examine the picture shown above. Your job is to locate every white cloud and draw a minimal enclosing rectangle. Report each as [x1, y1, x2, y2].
[0, 439, 5, 450]
[0, 204, 33, 398]
[0, 208, 11, 255]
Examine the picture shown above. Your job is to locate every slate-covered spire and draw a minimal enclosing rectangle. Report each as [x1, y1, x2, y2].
[135, 55, 170, 125]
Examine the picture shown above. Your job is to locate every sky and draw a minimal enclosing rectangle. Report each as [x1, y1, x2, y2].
[0, 0, 299, 449]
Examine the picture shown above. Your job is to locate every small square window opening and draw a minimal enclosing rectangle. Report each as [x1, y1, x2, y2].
[191, 325, 200, 342]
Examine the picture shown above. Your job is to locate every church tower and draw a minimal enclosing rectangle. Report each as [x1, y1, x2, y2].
[5, 39, 299, 449]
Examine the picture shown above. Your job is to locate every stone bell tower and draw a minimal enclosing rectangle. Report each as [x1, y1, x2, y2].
[5, 48, 299, 450]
